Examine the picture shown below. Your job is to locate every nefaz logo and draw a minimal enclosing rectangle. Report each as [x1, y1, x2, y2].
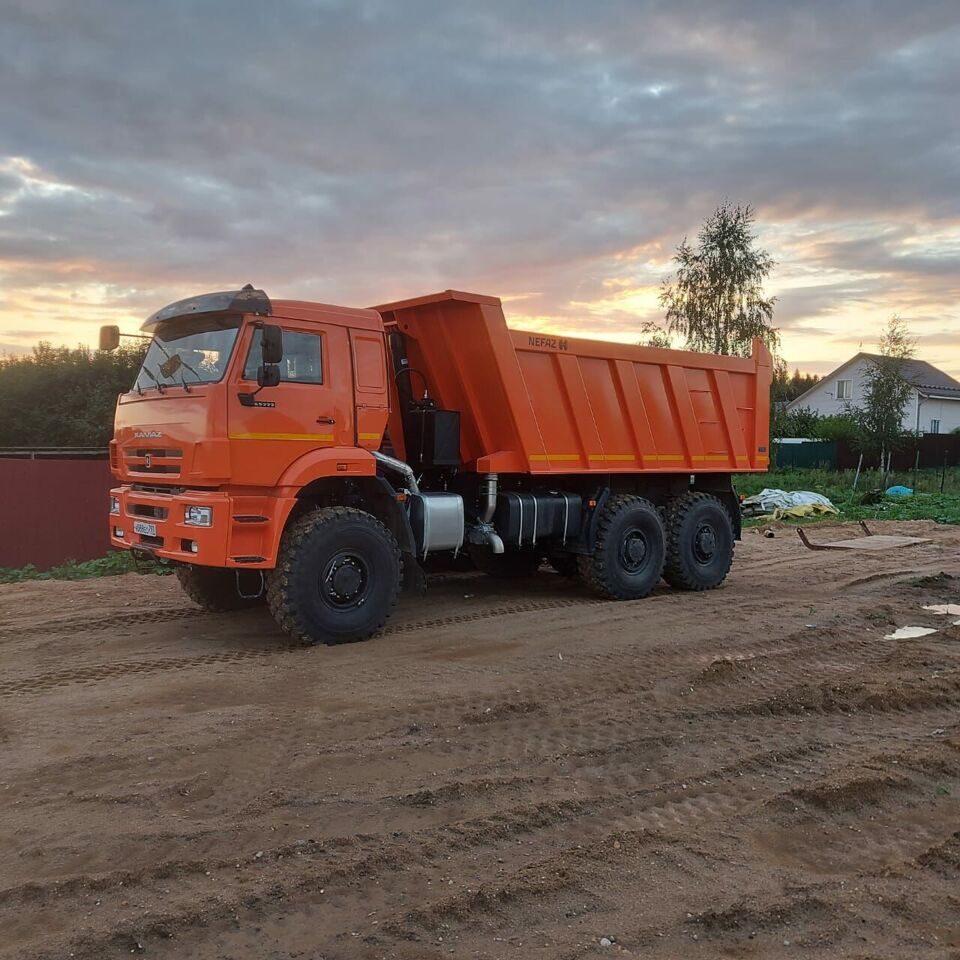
[134, 430, 163, 439]
[527, 335, 569, 351]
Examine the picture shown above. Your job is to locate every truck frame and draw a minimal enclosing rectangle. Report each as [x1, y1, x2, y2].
[103, 286, 771, 645]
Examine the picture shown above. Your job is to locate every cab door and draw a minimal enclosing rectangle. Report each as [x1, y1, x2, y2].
[350, 329, 389, 450]
[228, 320, 354, 486]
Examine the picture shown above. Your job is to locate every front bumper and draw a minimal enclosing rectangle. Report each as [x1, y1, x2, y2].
[109, 486, 293, 568]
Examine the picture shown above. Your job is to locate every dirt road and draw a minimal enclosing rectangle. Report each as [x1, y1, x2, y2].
[1, 521, 959, 959]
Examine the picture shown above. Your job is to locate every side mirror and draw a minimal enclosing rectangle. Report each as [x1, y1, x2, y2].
[99, 325, 120, 352]
[261, 324, 283, 365]
[257, 364, 281, 388]
[159, 353, 182, 379]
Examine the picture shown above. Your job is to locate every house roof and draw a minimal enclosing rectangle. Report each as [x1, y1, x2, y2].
[857, 354, 960, 393]
[789, 352, 960, 406]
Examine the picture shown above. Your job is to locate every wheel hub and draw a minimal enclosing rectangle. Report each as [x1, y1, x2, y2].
[322, 553, 368, 606]
[621, 530, 648, 572]
[694, 523, 717, 563]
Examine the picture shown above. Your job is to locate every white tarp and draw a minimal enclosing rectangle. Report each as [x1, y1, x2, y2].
[742, 488, 838, 516]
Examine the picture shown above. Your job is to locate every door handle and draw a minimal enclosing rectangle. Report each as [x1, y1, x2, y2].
[316, 417, 336, 424]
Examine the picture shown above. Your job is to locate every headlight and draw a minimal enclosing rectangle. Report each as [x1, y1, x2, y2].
[110, 496, 120, 515]
[184, 505, 213, 527]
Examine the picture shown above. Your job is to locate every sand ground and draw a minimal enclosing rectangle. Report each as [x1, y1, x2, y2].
[1, 520, 959, 959]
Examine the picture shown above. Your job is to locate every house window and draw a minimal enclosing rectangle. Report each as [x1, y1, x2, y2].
[930, 419, 940, 434]
[836, 379, 852, 400]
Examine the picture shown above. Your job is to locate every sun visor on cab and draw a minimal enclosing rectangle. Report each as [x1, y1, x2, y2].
[141, 286, 272, 329]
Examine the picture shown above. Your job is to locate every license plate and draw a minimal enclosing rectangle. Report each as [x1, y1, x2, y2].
[133, 520, 158, 537]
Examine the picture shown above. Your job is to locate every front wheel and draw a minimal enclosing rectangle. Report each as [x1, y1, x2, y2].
[579, 495, 665, 600]
[175, 564, 266, 611]
[663, 492, 734, 591]
[267, 507, 401, 645]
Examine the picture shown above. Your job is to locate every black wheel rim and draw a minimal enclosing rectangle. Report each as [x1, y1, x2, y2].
[319, 551, 370, 609]
[693, 522, 718, 565]
[620, 527, 649, 573]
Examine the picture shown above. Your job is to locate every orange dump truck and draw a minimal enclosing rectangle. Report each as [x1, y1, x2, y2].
[102, 287, 771, 645]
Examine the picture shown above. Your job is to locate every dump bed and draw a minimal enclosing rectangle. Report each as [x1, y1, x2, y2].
[376, 291, 772, 475]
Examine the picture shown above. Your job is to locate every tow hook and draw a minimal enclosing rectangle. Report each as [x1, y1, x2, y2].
[236, 570, 266, 600]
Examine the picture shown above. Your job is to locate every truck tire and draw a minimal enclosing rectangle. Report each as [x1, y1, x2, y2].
[578, 495, 665, 600]
[175, 564, 265, 611]
[267, 507, 401, 645]
[663, 492, 734, 591]
[469, 546, 542, 579]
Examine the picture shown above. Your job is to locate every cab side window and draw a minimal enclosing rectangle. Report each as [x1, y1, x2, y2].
[244, 329, 323, 384]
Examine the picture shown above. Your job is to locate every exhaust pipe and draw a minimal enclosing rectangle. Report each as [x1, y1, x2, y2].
[479, 473, 497, 523]
[479, 473, 503, 553]
[486, 530, 505, 554]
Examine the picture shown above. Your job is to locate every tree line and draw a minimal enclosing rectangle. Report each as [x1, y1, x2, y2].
[0, 342, 145, 447]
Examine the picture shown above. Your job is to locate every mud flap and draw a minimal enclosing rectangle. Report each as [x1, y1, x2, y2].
[401, 554, 427, 595]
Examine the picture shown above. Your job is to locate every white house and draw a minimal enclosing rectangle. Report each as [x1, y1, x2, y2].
[787, 353, 960, 434]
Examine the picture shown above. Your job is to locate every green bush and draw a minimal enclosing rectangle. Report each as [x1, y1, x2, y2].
[773, 405, 858, 441]
[812, 414, 859, 442]
[0, 342, 145, 447]
[0, 551, 171, 584]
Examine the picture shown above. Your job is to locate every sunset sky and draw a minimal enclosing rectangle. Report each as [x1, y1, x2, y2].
[1, 1, 958, 377]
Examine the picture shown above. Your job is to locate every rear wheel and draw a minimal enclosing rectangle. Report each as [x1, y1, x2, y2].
[579, 495, 665, 600]
[663, 492, 734, 591]
[267, 507, 401, 645]
[175, 564, 265, 611]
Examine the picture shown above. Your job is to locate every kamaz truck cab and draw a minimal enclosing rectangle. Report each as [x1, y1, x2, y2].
[105, 286, 411, 644]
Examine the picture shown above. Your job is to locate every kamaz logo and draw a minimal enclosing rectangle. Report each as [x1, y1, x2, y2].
[144, 454, 153, 468]
[134, 431, 163, 439]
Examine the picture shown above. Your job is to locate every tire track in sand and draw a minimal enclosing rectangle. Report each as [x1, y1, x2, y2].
[0, 597, 608, 697]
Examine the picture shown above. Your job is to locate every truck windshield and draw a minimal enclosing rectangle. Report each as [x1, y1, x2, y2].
[133, 315, 242, 392]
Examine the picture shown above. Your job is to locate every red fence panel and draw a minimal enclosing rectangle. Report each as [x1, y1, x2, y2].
[0, 459, 114, 569]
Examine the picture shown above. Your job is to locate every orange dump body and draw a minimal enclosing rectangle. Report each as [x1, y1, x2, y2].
[377, 291, 772, 476]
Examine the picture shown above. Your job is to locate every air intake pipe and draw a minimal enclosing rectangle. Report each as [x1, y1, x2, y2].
[372, 450, 420, 495]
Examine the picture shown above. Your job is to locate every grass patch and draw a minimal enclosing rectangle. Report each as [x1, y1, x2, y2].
[735, 467, 960, 527]
[0, 551, 169, 584]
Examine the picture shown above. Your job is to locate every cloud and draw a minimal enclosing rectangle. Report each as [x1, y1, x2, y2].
[0, 0, 957, 375]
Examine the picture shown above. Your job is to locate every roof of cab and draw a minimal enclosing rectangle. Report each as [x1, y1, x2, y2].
[271, 299, 382, 330]
[141, 286, 382, 332]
